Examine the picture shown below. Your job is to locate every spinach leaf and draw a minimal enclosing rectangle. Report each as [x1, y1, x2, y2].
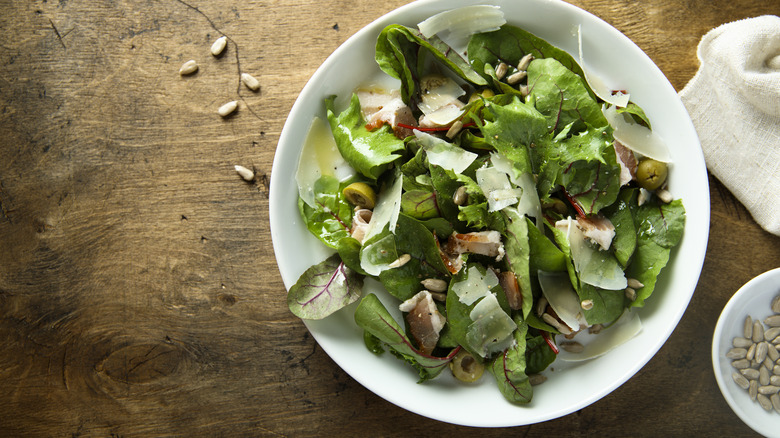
[298, 175, 353, 249]
[375, 24, 487, 107]
[627, 199, 685, 307]
[401, 189, 440, 220]
[578, 283, 626, 325]
[325, 94, 405, 181]
[603, 188, 638, 268]
[527, 216, 566, 273]
[524, 330, 558, 374]
[488, 318, 532, 404]
[557, 142, 622, 215]
[526, 58, 606, 135]
[500, 208, 533, 319]
[354, 293, 456, 382]
[468, 25, 586, 85]
[287, 253, 363, 320]
[478, 95, 547, 174]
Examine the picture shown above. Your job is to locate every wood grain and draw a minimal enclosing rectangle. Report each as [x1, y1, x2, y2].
[0, 0, 778, 436]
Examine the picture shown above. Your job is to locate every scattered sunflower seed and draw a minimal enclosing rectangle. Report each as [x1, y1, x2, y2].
[453, 185, 468, 206]
[733, 337, 753, 348]
[446, 120, 463, 139]
[234, 165, 254, 181]
[733, 372, 750, 389]
[627, 278, 644, 290]
[218, 100, 238, 117]
[506, 70, 527, 85]
[759, 385, 780, 395]
[589, 324, 604, 334]
[542, 313, 572, 335]
[429, 292, 447, 302]
[388, 253, 411, 268]
[754, 320, 765, 343]
[726, 348, 748, 359]
[517, 53, 534, 71]
[529, 374, 547, 386]
[760, 366, 770, 385]
[580, 299, 593, 310]
[766, 315, 780, 327]
[747, 343, 757, 361]
[211, 36, 227, 56]
[495, 62, 508, 80]
[421, 278, 448, 293]
[750, 380, 759, 400]
[744, 315, 753, 339]
[179, 59, 198, 75]
[656, 188, 673, 204]
[758, 394, 773, 411]
[731, 359, 750, 369]
[757, 342, 769, 363]
[559, 341, 584, 353]
[625, 287, 637, 301]
[766, 327, 780, 341]
[241, 73, 261, 91]
[536, 296, 548, 317]
[742, 368, 760, 380]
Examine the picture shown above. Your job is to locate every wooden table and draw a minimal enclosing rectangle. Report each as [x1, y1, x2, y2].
[1, 0, 778, 436]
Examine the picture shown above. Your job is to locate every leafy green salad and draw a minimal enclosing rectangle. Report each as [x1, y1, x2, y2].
[286, 6, 685, 404]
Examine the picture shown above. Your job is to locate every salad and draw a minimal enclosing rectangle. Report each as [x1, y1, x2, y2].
[286, 5, 685, 404]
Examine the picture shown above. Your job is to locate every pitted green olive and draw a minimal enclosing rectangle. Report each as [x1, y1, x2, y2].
[468, 88, 495, 103]
[636, 158, 668, 191]
[343, 182, 377, 209]
[449, 349, 484, 383]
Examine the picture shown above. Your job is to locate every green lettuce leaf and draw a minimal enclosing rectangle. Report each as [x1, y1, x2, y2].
[298, 175, 353, 249]
[325, 94, 405, 181]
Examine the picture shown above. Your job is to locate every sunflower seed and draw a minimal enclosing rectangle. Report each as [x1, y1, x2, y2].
[761, 366, 771, 385]
[756, 342, 769, 363]
[775, 365, 780, 376]
[773, 336, 780, 344]
[766, 357, 776, 370]
[517, 53, 534, 71]
[772, 393, 780, 413]
[766, 315, 780, 327]
[771, 375, 780, 386]
[750, 380, 759, 400]
[388, 253, 411, 268]
[627, 278, 644, 290]
[506, 70, 527, 85]
[733, 372, 750, 389]
[773, 345, 780, 361]
[560, 341, 584, 353]
[744, 315, 753, 338]
[218, 101, 238, 117]
[732, 359, 751, 369]
[637, 188, 650, 206]
[179, 60, 198, 75]
[759, 385, 780, 395]
[518, 85, 529, 97]
[542, 313, 572, 335]
[429, 292, 446, 302]
[742, 368, 760, 380]
[446, 120, 463, 139]
[589, 324, 604, 334]
[656, 188, 673, 204]
[758, 394, 773, 411]
[747, 343, 757, 361]
[495, 62, 508, 80]
[625, 287, 637, 301]
[211, 36, 227, 56]
[765, 327, 780, 342]
[536, 296, 548, 317]
[727, 348, 748, 359]
[733, 337, 753, 348]
[421, 278, 448, 293]
[529, 374, 547, 386]
[580, 299, 594, 310]
[241, 73, 261, 91]
[453, 185, 468, 206]
[234, 165, 254, 181]
[753, 320, 765, 342]
[772, 295, 780, 313]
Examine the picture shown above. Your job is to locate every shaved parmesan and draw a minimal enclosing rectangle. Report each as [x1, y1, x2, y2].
[577, 25, 630, 108]
[418, 77, 465, 116]
[562, 217, 627, 290]
[417, 5, 505, 39]
[452, 265, 498, 305]
[557, 309, 643, 362]
[415, 130, 477, 174]
[603, 105, 671, 163]
[538, 270, 584, 331]
[490, 153, 543, 228]
[466, 293, 517, 357]
[476, 166, 522, 212]
[362, 173, 403, 244]
[296, 117, 355, 207]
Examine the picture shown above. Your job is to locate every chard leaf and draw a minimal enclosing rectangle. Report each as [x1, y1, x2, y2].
[354, 293, 456, 382]
[375, 24, 487, 107]
[558, 143, 622, 215]
[604, 188, 638, 268]
[627, 199, 685, 307]
[488, 318, 532, 404]
[401, 190, 440, 220]
[378, 213, 450, 301]
[527, 216, 566, 273]
[478, 96, 547, 174]
[468, 25, 586, 85]
[337, 236, 368, 276]
[578, 283, 626, 325]
[298, 175, 353, 249]
[325, 94, 405, 181]
[527, 58, 606, 135]
[287, 253, 363, 320]
[524, 330, 558, 374]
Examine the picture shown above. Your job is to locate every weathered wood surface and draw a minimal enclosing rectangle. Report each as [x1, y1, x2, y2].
[0, 0, 778, 436]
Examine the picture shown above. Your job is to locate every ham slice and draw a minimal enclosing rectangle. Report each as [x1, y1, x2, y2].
[399, 291, 446, 355]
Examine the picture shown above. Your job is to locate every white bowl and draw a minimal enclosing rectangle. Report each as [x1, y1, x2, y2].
[270, 0, 710, 427]
[712, 268, 780, 437]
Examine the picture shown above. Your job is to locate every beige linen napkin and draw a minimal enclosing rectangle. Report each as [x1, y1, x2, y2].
[679, 15, 780, 236]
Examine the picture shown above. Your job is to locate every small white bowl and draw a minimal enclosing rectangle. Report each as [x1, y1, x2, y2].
[271, 0, 710, 427]
[713, 267, 780, 437]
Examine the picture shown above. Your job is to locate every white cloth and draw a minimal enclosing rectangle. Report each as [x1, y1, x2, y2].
[679, 15, 780, 236]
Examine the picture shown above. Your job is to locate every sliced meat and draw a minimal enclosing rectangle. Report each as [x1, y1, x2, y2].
[575, 215, 616, 251]
[399, 291, 446, 355]
[444, 230, 505, 261]
[357, 89, 416, 139]
[614, 140, 638, 186]
[497, 270, 523, 311]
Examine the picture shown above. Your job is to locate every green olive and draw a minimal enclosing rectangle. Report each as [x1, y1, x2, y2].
[636, 158, 668, 191]
[449, 349, 484, 383]
[342, 182, 377, 209]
